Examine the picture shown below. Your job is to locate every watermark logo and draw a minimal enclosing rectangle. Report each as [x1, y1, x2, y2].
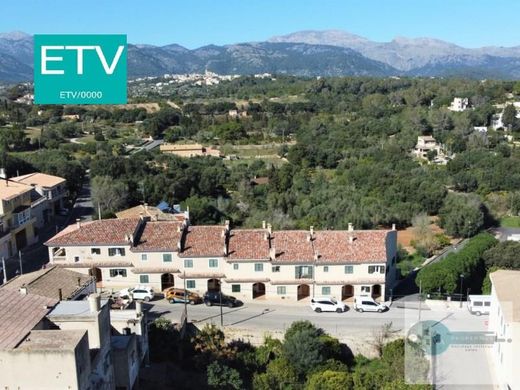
[34, 34, 127, 104]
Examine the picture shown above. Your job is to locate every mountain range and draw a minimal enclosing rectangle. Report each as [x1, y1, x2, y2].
[1, 30, 520, 82]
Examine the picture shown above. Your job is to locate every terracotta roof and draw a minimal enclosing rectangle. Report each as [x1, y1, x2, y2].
[131, 267, 180, 274]
[250, 177, 269, 185]
[132, 221, 183, 252]
[313, 230, 391, 263]
[0, 289, 57, 350]
[0, 179, 32, 201]
[116, 205, 185, 222]
[12, 172, 65, 188]
[227, 229, 271, 260]
[46, 218, 141, 246]
[2, 266, 93, 300]
[179, 225, 227, 257]
[271, 231, 315, 263]
[178, 273, 226, 279]
[490, 270, 520, 322]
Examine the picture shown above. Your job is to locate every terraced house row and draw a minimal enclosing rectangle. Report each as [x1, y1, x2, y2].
[46, 216, 398, 302]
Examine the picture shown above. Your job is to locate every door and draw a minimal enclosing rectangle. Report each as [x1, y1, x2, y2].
[297, 284, 310, 300]
[252, 283, 266, 299]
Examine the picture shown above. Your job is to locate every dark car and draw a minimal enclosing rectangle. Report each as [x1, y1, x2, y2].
[203, 291, 240, 308]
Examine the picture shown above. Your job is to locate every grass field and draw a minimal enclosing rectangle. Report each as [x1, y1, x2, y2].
[500, 216, 520, 228]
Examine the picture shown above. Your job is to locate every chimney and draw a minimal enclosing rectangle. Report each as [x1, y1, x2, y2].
[348, 223, 353, 232]
[269, 246, 276, 260]
[135, 301, 143, 316]
[223, 243, 228, 256]
[19, 287, 28, 295]
[225, 220, 230, 231]
[129, 234, 134, 246]
[88, 294, 101, 313]
[392, 223, 396, 231]
[144, 203, 148, 210]
[76, 219, 81, 229]
[349, 235, 356, 243]
[310, 226, 314, 236]
[58, 288, 63, 301]
[267, 223, 272, 235]
[262, 220, 266, 229]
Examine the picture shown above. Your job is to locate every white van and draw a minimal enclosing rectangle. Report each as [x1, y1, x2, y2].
[467, 295, 491, 316]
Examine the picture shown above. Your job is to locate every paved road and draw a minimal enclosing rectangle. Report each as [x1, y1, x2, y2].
[71, 175, 94, 222]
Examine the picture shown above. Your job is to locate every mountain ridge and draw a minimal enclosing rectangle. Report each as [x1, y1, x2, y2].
[1, 30, 519, 81]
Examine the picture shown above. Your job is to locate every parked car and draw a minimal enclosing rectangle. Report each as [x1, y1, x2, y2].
[166, 288, 202, 305]
[119, 285, 154, 302]
[203, 291, 240, 308]
[310, 296, 347, 313]
[467, 295, 491, 316]
[353, 296, 388, 313]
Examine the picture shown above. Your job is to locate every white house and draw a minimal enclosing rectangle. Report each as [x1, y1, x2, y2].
[488, 270, 520, 390]
[448, 97, 469, 112]
[45, 217, 398, 302]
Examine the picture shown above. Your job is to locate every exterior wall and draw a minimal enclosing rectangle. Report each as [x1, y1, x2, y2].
[488, 285, 520, 389]
[0, 337, 90, 390]
[112, 335, 139, 390]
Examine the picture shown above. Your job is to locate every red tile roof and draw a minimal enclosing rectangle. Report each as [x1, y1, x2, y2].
[271, 231, 315, 263]
[227, 229, 270, 260]
[132, 221, 183, 252]
[0, 289, 57, 350]
[313, 230, 390, 263]
[179, 226, 226, 258]
[46, 219, 140, 246]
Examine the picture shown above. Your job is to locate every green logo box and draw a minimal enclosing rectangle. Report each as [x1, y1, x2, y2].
[34, 34, 127, 105]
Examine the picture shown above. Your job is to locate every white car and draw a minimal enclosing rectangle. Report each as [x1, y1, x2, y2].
[354, 296, 388, 313]
[310, 296, 347, 313]
[119, 285, 154, 302]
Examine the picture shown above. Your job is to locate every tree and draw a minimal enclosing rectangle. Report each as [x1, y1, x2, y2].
[253, 357, 299, 390]
[283, 326, 326, 377]
[368, 322, 401, 358]
[502, 104, 517, 129]
[482, 241, 520, 269]
[411, 214, 436, 256]
[439, 194, 484, 238]
[305, 370, 353, 390]
[91, 175, 128, 216]
[207, 361, 243, 389]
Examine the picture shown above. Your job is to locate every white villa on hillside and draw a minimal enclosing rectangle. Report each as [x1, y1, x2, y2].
[448, 97, 469, 112]
[45, 218, 398, 302]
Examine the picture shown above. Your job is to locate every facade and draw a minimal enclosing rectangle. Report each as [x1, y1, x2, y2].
[160, 143, 222, 158]
[488, 270, 520, 390]
[0, 177, 38, 259]
[46, 217, 398, 302]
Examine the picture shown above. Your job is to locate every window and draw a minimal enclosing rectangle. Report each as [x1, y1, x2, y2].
[295, 265, 313, 279]
[344, 265, 353, 274]
[322, 286, 331, 295]
[233, 263, 239, 270]
[109, 269, 127, 278]
[254, 263, 264, 272]
[484, 301, 491, 307]
[163, 253, 172, 263]
[108, 248, 125, 257]
[323, 266, 329, 272]
[186, 280, 196, 289]
[272, 266, 280, 272]
[277, 286, 286, 295]
[139, 275, 149, 284]
[361, 286, 370, 293]
[368, 265, 385, 274]
[91, 248, 101, 255]
[184, 259, 193, 268]
[232, 284, 241, 293]
[74, 256, 80, 262]
[141, 254, 148, 261]
[209, 259, 218, 268]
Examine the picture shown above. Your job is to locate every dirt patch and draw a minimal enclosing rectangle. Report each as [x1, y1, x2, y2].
[397, 216, 446, 252]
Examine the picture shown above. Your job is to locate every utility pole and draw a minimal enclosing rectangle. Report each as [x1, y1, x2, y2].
[18, 250, 23, 275]
[219, 280, 223, 327]
[418, 279, 423, 322]
[2, 257, 7, 284]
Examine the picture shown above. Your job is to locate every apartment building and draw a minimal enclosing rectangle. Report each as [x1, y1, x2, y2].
[488, 270, 520, 390]
[0, 177, 38, 259]
[46, 217, 398, 302]
[0, 286, 148, 390]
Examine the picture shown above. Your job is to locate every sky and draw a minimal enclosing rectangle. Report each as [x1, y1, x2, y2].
[1, 0, 519, 48]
